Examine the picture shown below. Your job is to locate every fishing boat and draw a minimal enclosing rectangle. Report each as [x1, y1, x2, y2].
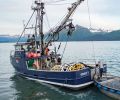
[10, 0, 106, 90]
[94, 73, 120, 99]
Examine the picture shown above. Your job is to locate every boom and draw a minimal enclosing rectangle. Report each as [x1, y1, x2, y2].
[53, 0, 84, 34]
[46, 0, 84, 48]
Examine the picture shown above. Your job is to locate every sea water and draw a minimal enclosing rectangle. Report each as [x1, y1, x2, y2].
[0, 41, 120, 100]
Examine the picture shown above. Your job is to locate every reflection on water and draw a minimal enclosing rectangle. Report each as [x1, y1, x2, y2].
[0, 41, 120, 100]
[11, 75, 113, 100]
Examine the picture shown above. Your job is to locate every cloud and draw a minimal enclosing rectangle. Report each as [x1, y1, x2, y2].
[89, 0, 120, 16]
[0, 0, 120, 35]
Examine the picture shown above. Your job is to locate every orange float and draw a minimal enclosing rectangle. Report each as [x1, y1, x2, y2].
[26, 52, 41, 58]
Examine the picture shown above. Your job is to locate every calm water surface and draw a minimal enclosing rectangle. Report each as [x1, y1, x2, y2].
[0, 41, 120, 100]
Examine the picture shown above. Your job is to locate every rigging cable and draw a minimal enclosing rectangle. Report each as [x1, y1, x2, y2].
[44, 7, 51, 30]
[45, 13, 67, 42]
[61, 36, 69, 60]
[44, 6, 58, 53]
[87, 0, 105, 32]
[87, 0, 96, 64]
[44, 7, 53, 41]
[17, 11, 35, 43]
[57, 42, 61, 53]
[87, 0, 92, 29]
[91, 41, 96, 64]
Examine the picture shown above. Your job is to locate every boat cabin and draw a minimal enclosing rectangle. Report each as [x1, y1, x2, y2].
[14, 42, 63, 70]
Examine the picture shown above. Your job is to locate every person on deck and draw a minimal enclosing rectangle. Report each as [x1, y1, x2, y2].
[31, 34, 35, 42]
[57, 57, 61, 65]
[27, 35, 31, 42]
[27, 35, 32, 51]
[45, 47, 50, 56]
[21, 45, 25, 51]
[98, 61, 104, 78]
[46, 57, 51, 68]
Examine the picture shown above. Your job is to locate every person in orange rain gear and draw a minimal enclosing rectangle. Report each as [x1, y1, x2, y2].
[33, 53, 38, 58]
[45, 47, 50, 56]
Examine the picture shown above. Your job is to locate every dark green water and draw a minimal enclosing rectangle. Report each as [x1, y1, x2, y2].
[0, 41, 120, 100]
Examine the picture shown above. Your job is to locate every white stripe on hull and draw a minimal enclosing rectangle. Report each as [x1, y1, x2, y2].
[26, 76, 93, 90]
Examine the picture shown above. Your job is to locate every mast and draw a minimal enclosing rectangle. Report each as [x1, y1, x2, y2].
[40, 2, 45, 56]
[33, 1, 45, 56]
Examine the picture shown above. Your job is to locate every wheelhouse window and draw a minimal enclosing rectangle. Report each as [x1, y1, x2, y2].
[15, 45, 21, 51]
[15, 45, 28, 51]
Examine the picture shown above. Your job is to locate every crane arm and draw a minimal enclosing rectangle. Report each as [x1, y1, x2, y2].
[53, 0, 84, 34]
[45, 0, 85, 48]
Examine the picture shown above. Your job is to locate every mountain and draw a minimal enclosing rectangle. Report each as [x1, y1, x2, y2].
[57, 25, 120, 41]
[103, 30, 120, 40]
[58, 25, 93, 41]
[0, 35, 27, 43]
[0, 25, 120, 42]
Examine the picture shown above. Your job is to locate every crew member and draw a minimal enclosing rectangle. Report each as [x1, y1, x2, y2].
[27, 35, 31, 42]
[98, 61, 103, 78]
[45, 47, 50, 56]
[57, 57, 61, 65]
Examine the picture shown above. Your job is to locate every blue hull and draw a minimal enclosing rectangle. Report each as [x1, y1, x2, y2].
[10, 51, 93, 90]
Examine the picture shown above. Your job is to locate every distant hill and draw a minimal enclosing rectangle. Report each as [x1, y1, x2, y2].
[0, 25, 120, 42]
[57, 25, 120, 41]
[58, 25, 93, 41]
[0, 35, 26, 43]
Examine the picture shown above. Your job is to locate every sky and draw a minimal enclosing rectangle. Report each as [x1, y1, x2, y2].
[0, 0, 120, 35]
